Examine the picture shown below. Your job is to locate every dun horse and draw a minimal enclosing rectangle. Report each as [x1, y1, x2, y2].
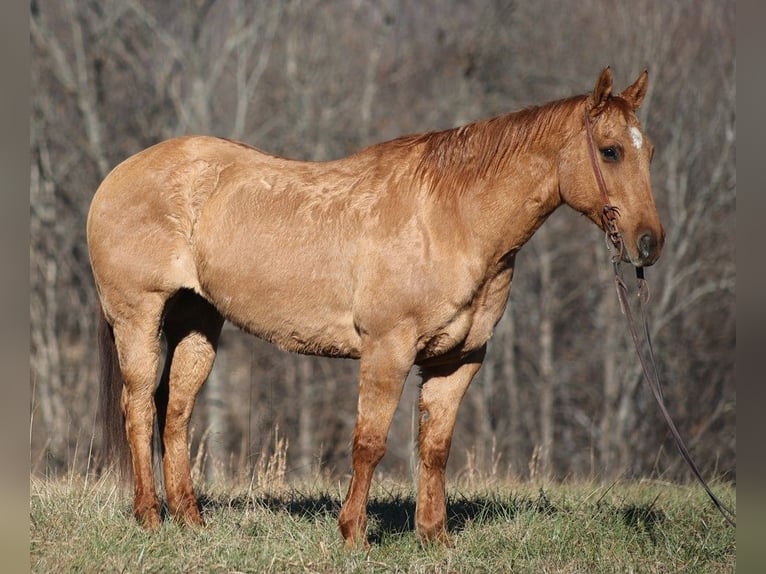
[88, 68, 663, 546]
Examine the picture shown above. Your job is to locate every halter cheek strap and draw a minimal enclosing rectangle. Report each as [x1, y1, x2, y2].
[583, 105, 623, 262]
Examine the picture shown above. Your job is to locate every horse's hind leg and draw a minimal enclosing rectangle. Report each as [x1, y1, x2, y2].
[416, 346, 486, 544]
[158, 292, 224, 525]
[110, 295, 167, 529]
[338, 329, 416, 547]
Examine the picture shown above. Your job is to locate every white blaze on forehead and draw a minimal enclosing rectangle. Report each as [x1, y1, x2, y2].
[629, 126, 643, 150]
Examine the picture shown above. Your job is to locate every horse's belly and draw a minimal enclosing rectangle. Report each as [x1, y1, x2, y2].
[260, 316, 361, 358]
[221, 294, 361, 358]
[197, 260, 361, 358]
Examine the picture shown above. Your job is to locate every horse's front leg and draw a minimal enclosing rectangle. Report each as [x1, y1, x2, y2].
[338, 329, 415, 548]
[416, 346, 486, 545]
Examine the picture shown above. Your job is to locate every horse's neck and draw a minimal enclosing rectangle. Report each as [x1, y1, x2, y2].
[458, 123, 574, 264]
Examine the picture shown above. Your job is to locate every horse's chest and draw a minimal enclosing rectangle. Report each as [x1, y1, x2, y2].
[416, 267, 513, 362]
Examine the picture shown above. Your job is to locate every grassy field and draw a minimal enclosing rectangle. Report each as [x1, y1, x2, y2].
[30, 475, 735, 573]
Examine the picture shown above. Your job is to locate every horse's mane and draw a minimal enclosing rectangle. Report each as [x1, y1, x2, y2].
[391, 95, 586, 199]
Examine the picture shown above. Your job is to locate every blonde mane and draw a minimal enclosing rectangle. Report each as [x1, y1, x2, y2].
[391, 95, 586, 198]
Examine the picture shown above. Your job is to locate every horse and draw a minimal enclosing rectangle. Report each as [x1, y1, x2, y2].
[87, 67, 663, 547]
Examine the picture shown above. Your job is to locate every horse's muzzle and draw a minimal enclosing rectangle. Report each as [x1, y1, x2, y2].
[634, 230, 663, 267]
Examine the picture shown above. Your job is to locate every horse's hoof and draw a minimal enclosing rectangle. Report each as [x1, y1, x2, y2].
[171, 498, 204, 527]
[339, 516, 369, 550]
[137, 506, 162, 530]
[343, 535, 371, 551]
[417, 525, 452, 547]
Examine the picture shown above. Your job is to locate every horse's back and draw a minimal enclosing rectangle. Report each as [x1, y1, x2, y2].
[87, 136, 365, 354]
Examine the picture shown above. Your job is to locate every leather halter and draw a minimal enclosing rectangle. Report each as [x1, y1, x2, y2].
[583, 105, 624, 261]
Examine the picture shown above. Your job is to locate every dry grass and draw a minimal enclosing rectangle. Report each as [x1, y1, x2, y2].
[30, 471, 735, 573]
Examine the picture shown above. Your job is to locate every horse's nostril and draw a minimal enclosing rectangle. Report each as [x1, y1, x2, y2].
[638, 233, 657, 260]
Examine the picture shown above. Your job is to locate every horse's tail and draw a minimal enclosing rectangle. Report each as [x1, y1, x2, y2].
[97, 305, 131, 480]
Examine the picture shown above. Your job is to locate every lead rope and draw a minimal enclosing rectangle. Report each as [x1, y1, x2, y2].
[613, 262, 736, 527]
[584, 104, 736, 527]
[635, 270, 664, 401]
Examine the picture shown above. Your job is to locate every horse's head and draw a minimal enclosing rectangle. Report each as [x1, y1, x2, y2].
[559, 68, 664, 267]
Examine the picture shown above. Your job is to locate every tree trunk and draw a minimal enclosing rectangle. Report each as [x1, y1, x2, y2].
[537, 228, 555, 480]
[469, 354, 495, 477]
[204, 343, 227, 483]
[501, 306, 522, 477]
[297, 356, 314, 476]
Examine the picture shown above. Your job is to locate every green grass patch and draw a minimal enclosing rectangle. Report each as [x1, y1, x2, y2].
[31, 476, 735, 573]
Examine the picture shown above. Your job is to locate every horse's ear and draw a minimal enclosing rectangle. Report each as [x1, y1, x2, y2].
[588, 67, 613, 118]
[619, 69, 649, 111]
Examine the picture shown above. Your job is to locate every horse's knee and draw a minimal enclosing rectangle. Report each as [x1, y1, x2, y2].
[352, 432, 387, 467]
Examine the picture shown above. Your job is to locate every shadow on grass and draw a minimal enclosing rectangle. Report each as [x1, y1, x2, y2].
[197, 486, 578, 542]
[614, 502, 666, 545]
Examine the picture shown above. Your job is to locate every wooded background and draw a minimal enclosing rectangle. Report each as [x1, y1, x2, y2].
[30, 0, 735, 485]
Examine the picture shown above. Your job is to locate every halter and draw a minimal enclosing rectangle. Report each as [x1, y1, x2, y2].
[583, 105, 624, 262]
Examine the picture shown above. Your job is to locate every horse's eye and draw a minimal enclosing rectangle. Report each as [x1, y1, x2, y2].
[600, 146, 621, 162]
